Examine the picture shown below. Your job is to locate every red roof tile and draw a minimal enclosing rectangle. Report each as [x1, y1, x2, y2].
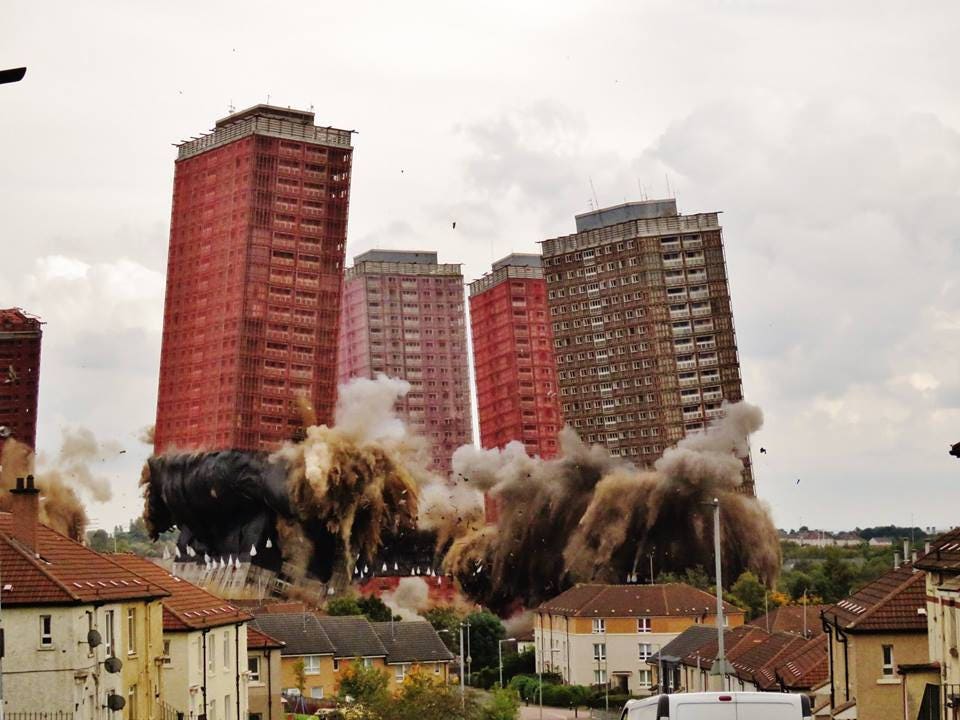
[111, 555, 252, 631]
[775, 635, 829, 691]
[0, 514, 168, 605]
[248, 626, 285, 650]
[536, 583, 741, 618]
[822, 564, 927, 633]
[732, 632, 809, 690]
[748, 604, 827, 637]
[915, 527, 960, 573]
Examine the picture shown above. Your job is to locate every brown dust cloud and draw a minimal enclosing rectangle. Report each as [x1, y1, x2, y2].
[141, 375, 780, 613]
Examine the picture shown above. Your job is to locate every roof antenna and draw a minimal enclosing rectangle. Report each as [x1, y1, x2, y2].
[665, 173, 673, 199]
[228, 99, 235, 114]
[589, 177, 601, 211]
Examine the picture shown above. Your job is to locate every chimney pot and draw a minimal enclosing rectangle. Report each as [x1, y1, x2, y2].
[903, 539, 911, 566]
[9, 473, 41, 553]
[925, 542, 932, 555]
[894, 552, 901, 569]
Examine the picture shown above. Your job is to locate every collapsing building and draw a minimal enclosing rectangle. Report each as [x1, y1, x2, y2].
[0, 308, 42, 455]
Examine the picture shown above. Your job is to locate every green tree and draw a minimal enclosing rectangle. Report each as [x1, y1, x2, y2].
[730, 571, 767, 619]
[813, 550, 855, 603]
[328, 596, 364, 616]
[423, 606, 464, 653]
[88, 528, 111, 552]
[655, 565, 711, 590]
[293, 658, 306, 697]
[357, 595, 394, 622]
[465, 610, 506, 671]
[381, 669, 474, 720]
[337, 662, 390, 707]
[478, 687, 520, 720]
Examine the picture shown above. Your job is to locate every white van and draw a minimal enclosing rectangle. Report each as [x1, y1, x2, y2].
[620, 692, 813, 719]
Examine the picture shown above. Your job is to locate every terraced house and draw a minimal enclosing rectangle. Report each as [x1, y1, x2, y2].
[113, 554, 253, 720]
[0, 479, 168, 720]
[534, 583, 744, 695]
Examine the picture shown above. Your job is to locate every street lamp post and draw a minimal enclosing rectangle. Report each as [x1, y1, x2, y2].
[437, 627, 466, 710]
[465, 619, 472, 688]
[707, 497, 733, 691]
[498, 637, 516, 689]
[539, 647, 561, 720]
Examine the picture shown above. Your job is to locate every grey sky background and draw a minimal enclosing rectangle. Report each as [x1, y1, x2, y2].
[2, 0, 959, 532]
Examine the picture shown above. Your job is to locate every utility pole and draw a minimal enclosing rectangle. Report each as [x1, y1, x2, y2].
[459, 624, 465, 710]
[708, 497, 732, 690]
[498, 638, 516, 689]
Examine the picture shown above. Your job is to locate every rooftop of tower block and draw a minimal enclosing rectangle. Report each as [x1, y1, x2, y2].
[492, 253, 542, 271]
[574, 199, 678, 232]
[347, 249, 461, 278]
[469, 254, 544, 296]
[176, 104, 353, 161]
[540, 199, 721, 257]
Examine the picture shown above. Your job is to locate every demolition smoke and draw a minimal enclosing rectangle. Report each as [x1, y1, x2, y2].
[442, 402, 780, 613]
[141, 375, 779, 613]
[141, 376, 422, 585]
[0, 427, 119, 540]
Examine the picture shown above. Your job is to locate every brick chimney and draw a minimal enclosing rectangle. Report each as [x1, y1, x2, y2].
[10, 475, 40, 553]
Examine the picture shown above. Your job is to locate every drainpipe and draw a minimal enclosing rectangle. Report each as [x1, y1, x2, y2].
[821, 612, 835, 711]
[202, 629, 209, 718]
[235, 623, 241, 720]
[266, 649, 273, 720]
[836, 626, 850, 702]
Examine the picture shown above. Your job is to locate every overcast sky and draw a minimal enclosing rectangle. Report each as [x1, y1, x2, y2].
[3, 0, 960, 533]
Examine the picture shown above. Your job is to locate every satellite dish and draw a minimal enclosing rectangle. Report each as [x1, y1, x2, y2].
[104, 656, 123, 674]
[87, 629, 102, 648]
[106, 694, 126, 711]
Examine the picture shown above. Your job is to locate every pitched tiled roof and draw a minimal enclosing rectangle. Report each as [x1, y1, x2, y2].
[536, 583, 740, 618]
[915, 527, 960, 573]
[111, 554, 252, 631]
[822, 564, 927, 632]
[650, 625, 716, 663]
[0, 514, 168, 605]
[370, 621, 455, 664]
[749, 604, 826, 637]
[251, 612, 335, 657]
[317, 616, 388, 659]
[248, 626, 285, 650]
[775, 635, 829, 691]
[731, 632, 808, 690]
[680, 625, 767, 670]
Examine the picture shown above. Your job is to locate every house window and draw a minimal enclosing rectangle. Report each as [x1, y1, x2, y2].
[638, 617, 652, 633]
[639, 643, 653, 661]
[593, 669, 607, 685]
[362, 658, 374, 668]
[127, 608, 137, 655]
[127, 685, 138, 720]
[882, 645, 894, 676]
[225, 695, 232, 720]
[310, 688, 324, 699]
[304, 655, 321, 675]
[224, 631, 231, 670]
[163, 639, 172, 666]
[638, 669, 653, 687]
[592, 618, 606, 634]
[395, 663, 410, 682]
[434, 663, 442, 674]
[248, 657, 261, 682]
[39, 615, 53, 647]
[209, 635, 216, 673]
[593, 643, 606, 661]
[333, 659, 340, 672]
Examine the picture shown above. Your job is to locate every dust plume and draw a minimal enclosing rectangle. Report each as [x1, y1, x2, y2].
[139, 425, 155, 445]
[0, 438, 87, 540]
[441, 402, 780, 613]
[381, 577, 431, 620]
[141, 376, 427, 587]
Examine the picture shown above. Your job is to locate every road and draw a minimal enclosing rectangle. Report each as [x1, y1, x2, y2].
[518, 706, 593, 720]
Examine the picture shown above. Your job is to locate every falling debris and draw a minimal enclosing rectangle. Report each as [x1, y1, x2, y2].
[760, 447, 767, 454]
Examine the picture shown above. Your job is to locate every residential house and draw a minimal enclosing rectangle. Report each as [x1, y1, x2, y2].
[651, 622, 828, 698]
[112, 554, 253, 720]
[371, 621, 455, 686]
[247, 627, 284, 720]
[915, 526, 960, 717]
[249, 612, 336, 700]
[749, 604, 826, 638]
[315, 615, 389, 679]
[821, 563, 929, 720]
[534, 583, 745, 695]
[0, 482, 168, 720]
